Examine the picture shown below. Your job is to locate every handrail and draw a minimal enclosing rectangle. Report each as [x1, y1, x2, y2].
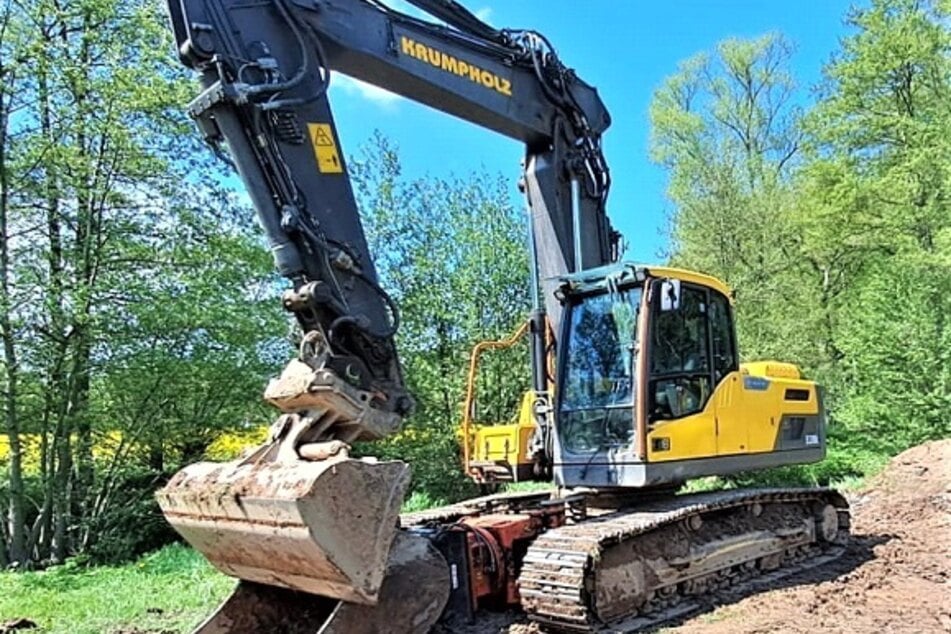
[461, 320, 530, 474]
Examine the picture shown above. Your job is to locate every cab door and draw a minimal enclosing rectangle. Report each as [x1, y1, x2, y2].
[645, 281, 717, 461]
[707, 290, 746, 455]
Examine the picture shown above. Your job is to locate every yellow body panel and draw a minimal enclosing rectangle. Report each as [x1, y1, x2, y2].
[468, 391, 536, 480]
[646, 401, 718, 461]
[647, 362, 820, 463]
[742, 361, 801, 380]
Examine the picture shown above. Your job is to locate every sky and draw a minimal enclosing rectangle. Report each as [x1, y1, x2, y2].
[326, 0, 855, 262]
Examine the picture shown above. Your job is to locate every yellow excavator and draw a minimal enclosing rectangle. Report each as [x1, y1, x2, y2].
[156, 0, 849, 632]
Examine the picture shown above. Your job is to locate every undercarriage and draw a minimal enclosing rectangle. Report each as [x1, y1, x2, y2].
[336, 487, 848, 633]
[162, 426, 848, 634]
[516, 488, 849, 631]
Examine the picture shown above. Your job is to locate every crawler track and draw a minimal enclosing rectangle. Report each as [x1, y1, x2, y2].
[518, 488, 849, 632]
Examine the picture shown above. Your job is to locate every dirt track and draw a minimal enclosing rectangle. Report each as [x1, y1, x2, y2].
[462, 440, 951, 634]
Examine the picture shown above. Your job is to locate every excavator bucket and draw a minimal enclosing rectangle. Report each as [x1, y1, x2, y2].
[157, 446, 409, 604]
[155, 341, 451, 632]
[191, 532, 450, 634]
[156, 351, 416, 606]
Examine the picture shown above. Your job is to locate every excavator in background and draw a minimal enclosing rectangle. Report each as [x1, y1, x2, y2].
[155, 0, 850, 632]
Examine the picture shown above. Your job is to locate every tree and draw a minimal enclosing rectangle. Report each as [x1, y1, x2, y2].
[350, 133, 531, 502]
[649, 0, 950, 483]
[0, 0, 27, 566]
[0, 0, 283, 567]
[649, 34, 825, 368]
[803, 0, 950, 451]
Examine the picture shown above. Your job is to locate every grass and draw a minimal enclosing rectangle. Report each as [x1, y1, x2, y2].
[401, 489, 447, 512]
[502, 480, 556, 493]
[0, 544, 234, 634]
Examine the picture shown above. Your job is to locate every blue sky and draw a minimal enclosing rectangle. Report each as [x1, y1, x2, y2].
[327, 0, 854, 262]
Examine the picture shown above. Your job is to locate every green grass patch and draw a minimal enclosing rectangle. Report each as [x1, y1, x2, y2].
[502, 480, 556, 494]
[0, 544, 234, 634]
[401, 489, 448, 513]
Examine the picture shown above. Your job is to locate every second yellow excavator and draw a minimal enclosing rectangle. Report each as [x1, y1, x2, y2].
[155, 0, 849, 631]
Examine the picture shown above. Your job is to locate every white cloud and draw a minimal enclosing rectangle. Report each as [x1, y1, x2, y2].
[331, 74, 403, 109]
[474, 7, 493, 24]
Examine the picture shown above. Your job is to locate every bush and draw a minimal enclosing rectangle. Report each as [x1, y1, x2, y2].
[724, 425, 892, 490]
[84, 472, 179, 565]
[356, 424, 478, 506]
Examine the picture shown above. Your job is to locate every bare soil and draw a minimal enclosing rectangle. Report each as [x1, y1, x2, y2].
[671, 439, 951, 634]
[460, 439, 951, 633]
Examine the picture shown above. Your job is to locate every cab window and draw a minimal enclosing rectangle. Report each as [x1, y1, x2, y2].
[649, 283, 710, 421]
[560, 287, 641, 453]
[709, 291, 737, 382]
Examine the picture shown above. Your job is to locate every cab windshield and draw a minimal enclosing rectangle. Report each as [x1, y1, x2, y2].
[559, 287, 641, 453]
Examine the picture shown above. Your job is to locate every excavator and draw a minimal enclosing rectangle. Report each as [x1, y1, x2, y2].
[155, 0, 850, 632]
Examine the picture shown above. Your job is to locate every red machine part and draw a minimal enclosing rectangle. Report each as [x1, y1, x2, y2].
[457, 504, 565, 610]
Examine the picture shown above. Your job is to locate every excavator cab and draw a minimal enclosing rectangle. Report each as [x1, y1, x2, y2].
[551, 263, 827, 489]
[461, 263, 827, 492]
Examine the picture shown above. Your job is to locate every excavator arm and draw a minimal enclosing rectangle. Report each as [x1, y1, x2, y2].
[165, 0, 618, 430]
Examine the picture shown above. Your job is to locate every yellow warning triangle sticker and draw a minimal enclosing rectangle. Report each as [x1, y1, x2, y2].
[313, 127, 334, 147]
[307, 122, 343, 174]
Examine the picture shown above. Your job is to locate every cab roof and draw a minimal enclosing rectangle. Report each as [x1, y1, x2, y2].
[557, 262, 733, 302]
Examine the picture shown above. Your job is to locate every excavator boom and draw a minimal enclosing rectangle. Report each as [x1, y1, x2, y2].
[166, 0, 617, 371]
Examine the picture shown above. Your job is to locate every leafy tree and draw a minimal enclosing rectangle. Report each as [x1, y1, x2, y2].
[650, 0, 949, 483]
[350, 133, 532, 501]
[0, 0, 283, 567]
[803, 0, 950, 450]
[649, 34, 825, 368]
[834, 255, 950, 451]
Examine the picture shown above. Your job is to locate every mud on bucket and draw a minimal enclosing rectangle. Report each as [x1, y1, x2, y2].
[156, 449, 410, 605]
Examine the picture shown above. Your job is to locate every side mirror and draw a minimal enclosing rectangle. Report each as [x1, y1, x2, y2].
[660, 279, 681, 312]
